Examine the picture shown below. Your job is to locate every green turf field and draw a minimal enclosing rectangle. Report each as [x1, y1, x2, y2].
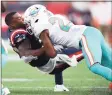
[2, 59, 112, 95]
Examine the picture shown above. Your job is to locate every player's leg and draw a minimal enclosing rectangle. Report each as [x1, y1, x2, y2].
[53, 49, 84, 92]
[80, 26, 112, 81]
[50, 48, 84, 92]
[55, 72, 63, 85]
[1, 40, 8, 67]
[100, 35, 112, 89]
[50, 64, 69, 92]
[1, 40, 10, 95]
[54, 72, 69, 92]
[101, 36, 112, 69]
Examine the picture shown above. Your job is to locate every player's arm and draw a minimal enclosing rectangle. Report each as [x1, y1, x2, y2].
[18, 40, 45, 57]
[39, 29, 57, 58]
[10, 29, 45, 57]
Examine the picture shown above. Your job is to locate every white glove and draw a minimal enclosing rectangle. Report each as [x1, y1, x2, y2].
[21, 56, 38, 63]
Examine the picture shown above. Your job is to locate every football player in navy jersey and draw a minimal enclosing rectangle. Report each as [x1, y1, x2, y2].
[5, 12, 83, 92]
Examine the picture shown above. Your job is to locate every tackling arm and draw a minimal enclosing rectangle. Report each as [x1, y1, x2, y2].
[18, 40, 45, 57]
[40, 29, 57, 58]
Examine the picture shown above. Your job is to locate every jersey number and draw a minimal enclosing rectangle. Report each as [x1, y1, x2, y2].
[49, 17, 73, 32]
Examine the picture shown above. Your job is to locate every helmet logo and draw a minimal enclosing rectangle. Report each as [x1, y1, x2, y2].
[29, 8, 40, 17]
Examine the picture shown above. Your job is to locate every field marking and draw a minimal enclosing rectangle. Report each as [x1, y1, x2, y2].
[8, 86, 108, 89]
[2, 78, 105, 82]
[2, 78, 33, 82]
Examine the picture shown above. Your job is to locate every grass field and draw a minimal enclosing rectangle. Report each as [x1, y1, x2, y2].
[2, 58, 112, 95]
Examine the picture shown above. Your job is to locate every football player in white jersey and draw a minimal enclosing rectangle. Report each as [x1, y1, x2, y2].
[24, 4, 112, 82]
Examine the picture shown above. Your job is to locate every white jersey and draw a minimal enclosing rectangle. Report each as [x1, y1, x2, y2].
[33, 14, 87, 49]
[21, 54, 78, 74]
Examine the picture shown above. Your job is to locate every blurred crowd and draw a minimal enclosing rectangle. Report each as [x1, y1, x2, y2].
[1, 1, 112, 46]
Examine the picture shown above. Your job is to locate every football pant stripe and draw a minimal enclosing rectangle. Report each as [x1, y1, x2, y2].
[82, 35, 94, 66]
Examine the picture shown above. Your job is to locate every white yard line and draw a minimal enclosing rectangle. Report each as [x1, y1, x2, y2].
[8, 86, 108, 89]
[2, 78, 109, 90]
[2, 78, 33, 82]
[2, 78, 105, 82]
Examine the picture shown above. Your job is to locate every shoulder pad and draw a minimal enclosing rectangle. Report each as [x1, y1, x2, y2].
[10, 29, 27, 46]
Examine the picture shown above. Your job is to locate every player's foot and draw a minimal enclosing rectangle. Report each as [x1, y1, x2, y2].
[109, 82, 112, 90]
[54, 85, 69, 92]
[2, 87, 10, 95]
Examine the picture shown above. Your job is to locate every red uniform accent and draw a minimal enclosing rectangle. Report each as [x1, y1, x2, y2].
[82, 35, 94, 66]
[68, 51, 82, 57]
[56, 50, 84, 69]
[68, 51, 84, 62]
[109, 82, 112, 90]
[10, 29, 27, 45]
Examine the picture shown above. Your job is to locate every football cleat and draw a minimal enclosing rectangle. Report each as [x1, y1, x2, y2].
[2, 87, 10, 95]
[54, 85, 69, 92]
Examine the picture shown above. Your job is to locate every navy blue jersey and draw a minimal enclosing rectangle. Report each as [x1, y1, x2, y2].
[8, 28, 50, 67]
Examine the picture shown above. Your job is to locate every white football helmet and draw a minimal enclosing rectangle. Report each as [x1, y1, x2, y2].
[24, 4, 53, 36]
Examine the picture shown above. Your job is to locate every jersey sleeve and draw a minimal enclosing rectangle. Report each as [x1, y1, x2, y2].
[10, 29, 27, 47]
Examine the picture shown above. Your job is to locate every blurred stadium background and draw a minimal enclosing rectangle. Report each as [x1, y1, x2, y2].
[1, 1, 112, 95]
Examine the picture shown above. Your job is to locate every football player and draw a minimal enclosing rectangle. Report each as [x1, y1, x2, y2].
[1, 40, 10, 95]
[24, 4, 112, 82]
[1, 1, 10, 95]
[5, 12, 83, 91]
